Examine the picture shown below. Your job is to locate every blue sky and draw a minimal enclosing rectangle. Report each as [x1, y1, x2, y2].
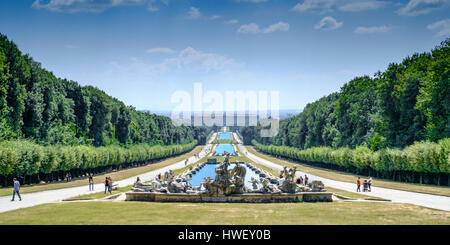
[0, 0, 448, 111]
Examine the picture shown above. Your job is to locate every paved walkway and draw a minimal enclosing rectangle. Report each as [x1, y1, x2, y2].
[0, 142, 212, 213]
[236, 138, 450, 212]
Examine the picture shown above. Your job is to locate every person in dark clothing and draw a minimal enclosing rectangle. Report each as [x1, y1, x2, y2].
[11, 178, 22, 201]
[107, 177, 113, 194]
[104, 177, 109, 194]
[363, 179, 368, 192]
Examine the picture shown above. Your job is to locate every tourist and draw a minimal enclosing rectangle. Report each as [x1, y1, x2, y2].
[296, 178, 300, 185]
[108, 177, 113, 194]
[11, 178, 22, 201]
[88, 174, 94, 191]
[299, 176, 303, 186]
[104, 177, 109, 194]
[185, 159, 189, 166]
[65, 173, 70, 182]
[368, 176, 372, 192]
[363, 179, 368, 192]
[356, 177, 361, 192]
[304, 175, 309, 185]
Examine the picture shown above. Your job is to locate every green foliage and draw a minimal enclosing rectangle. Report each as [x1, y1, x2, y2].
[253, 139, 450, 176]
[0, 140, 197, 178]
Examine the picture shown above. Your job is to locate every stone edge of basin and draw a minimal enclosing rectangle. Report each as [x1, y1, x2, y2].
[124, 191, 333, 203]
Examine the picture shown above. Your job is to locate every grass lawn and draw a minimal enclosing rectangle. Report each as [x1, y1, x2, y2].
[0, 201, 449, 225]
[247, 146, 450, 197]
[64, 186, 133, 201]
[0, 146, 203, 197]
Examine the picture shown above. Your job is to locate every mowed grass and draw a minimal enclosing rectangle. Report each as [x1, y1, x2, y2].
[0, 146, 203, 197]
[64, 186, 133, 201]
[247, 146, 450, 197]
[0, 201, 449, 225]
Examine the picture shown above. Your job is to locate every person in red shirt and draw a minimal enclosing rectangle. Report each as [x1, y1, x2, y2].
[356, 177, 361, 192]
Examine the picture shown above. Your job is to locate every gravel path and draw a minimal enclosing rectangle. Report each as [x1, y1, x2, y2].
[0, 142, 212, 214]
[236, 137, 450, 212]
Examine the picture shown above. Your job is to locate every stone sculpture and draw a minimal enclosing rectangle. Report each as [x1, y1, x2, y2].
[249, 177, 259, 191]
[277, 166, 298, 193]
[308, 180, 325, 192]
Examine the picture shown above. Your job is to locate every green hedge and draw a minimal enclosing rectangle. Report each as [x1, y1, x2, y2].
[0, 140, 197, 184]
[252, 139, 450, 185]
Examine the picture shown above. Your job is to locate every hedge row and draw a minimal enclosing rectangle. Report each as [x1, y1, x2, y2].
[0, 140, 197, 183]
[252, 138, 450, 185]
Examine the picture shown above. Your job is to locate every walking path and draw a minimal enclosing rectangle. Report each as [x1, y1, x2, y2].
[0, 141, 213, 214]
[236, 137, 450, 212]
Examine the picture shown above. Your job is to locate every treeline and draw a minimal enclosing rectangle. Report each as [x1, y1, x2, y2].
[253, 139, 450, 186]
[242, 39, 449, 150]
[0, 33, 210, 146]
[0, 140, 197, 187]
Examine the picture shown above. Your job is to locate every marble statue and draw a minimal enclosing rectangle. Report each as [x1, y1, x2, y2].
[249, 177, 259, 191]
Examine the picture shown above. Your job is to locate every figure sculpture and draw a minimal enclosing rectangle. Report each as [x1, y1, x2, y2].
[249, 177, 259, 191]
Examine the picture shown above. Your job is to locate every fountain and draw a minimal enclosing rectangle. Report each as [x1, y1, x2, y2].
[126, 152, 332, 203]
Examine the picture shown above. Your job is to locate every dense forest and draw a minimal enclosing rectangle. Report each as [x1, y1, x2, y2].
[243, 39, 449, 185]
[0, 33, 210, 186]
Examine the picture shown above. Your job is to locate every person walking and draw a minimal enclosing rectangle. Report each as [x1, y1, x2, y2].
[11, 178, 22, 201]
[356, 177, 361, 192]
[104, 177, 109, 194]
[185, 159, 189, 166]
[88, 174, 94, 191]
[363, 179, 368, 192]
[368, 176, 372, 192]
[107, 177, 113, 194]
[304, 175, 309, 186]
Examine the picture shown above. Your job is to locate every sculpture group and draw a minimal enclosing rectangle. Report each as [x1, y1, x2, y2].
[132, 151, 325, 195]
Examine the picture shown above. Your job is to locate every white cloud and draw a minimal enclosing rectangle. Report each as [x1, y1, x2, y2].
[146, 47, 175, 54]
[210, 15, 221, 20]
[338, 1, 387, 11]
[238, 21, 290, 34]
[292, 0, 386, 13]
[31, 0, 168, 13]
[263, 22, 290, 33]
[225, 19, 239, 24]
[397, 0, 449, 16]
[292, 0, 335, 12]
[188, 7, 201, 19]
[107, 47, 244, 80]
[427, 19, 450, 36]
[354, 25, 389, 33]
[314, 16, 343, 30]
[160, 47, 243, 72]
[237, 23, 261, 34]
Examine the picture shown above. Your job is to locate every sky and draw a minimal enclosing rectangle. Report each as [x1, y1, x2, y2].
[0, 0, 448, 112]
